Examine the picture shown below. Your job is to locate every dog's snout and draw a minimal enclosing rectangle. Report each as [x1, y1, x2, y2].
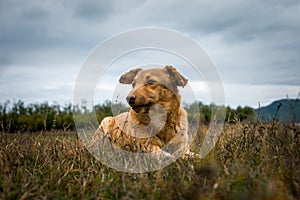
[126, 95, 136, 105]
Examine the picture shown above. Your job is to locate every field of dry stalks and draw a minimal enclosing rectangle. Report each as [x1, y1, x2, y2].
[0, 121, 299, 199]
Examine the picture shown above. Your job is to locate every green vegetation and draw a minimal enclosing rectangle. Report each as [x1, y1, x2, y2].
[0, 100, 75, 133]
[0, 100, 254, 133]
[184, 102, 254, 124]
[0, 100, 115, 133]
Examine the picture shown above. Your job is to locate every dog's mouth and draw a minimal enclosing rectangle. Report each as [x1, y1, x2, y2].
[131, 103, 153, 113]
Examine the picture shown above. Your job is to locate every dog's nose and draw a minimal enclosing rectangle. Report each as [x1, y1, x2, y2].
[126, 95, 136, 105]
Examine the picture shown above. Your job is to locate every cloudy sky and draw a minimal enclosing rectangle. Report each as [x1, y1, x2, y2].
[0, 0, 300, 108]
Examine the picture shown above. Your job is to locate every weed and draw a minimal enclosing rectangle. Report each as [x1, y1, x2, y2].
[0, 122, 299, 199]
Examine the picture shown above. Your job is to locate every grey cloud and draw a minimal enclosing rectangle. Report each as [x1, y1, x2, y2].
[0, 1, 111, 47]
[107, 0, 300, 87]
[72, 1, 113, 21]
[179, 0, 300, 41]
[0, 0, 300, 106]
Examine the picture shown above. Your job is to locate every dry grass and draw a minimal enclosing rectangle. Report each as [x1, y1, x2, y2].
[0, 122, 299, 199]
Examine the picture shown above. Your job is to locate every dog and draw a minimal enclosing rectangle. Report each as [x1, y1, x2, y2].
[92, 65, 189, 156]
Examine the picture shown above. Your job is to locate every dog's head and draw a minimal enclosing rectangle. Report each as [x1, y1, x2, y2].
[119, 66, 188, 113]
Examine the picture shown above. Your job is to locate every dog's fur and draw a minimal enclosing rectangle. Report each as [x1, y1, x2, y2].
[93, 65, 189, 154]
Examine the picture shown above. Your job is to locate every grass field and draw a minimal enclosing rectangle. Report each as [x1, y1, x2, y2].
[0, 121, 299, 200]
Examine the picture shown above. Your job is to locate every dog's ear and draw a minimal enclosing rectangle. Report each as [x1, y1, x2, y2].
[164, 65, 188, 87]
[119, 68, 142, 84]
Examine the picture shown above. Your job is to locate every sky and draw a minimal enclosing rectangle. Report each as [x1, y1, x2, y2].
[0, 0, 300, 108]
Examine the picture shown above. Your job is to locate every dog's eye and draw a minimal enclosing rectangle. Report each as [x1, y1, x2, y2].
[147, 79, 156, 85]
[132, 82, 136, 87]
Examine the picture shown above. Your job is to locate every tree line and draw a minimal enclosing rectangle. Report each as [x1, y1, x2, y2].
[0, 100, 254, 133]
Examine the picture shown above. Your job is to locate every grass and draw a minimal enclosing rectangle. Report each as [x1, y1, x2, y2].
[0, 121, 299, 200]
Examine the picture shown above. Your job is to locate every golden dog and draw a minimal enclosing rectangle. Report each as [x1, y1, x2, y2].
[93, 65, 189, 155]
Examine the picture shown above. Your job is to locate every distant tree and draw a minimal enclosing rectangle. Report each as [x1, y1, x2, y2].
[94, 100, 114, 123]
[236, 106, 255, 121]
[201, 104, 211, 123]
[0, 99, 256, 133]
[226, 106, 235, 122]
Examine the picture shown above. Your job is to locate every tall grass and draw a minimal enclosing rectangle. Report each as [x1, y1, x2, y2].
[0, 121, 299, 199]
